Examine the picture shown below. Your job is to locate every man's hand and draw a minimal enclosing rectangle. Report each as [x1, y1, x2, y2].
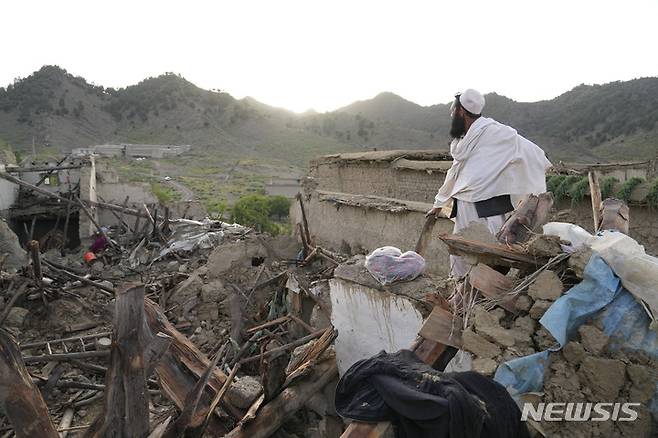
[425, 207, 445, 219]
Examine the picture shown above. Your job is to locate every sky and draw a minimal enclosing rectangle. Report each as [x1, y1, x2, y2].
[2, 0, 658, 113]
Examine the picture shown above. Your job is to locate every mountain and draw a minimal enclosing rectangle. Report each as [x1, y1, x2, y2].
[1, 66, 658, 164]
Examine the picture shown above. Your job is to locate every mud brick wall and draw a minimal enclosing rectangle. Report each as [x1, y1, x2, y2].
[311, 161, 445, 203]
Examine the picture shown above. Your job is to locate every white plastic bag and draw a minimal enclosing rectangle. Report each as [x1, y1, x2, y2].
[365, 246, 426, 285]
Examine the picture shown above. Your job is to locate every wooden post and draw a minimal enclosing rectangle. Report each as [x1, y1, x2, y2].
[84, 284, 150, 438]
[588, 171, 602, 233]
[28, 216, 37, 243]
[28, 240, 42, 287]
[296, 193, 312, 247]
[0, 328, 59, 438]
[61, 193, 73, 254]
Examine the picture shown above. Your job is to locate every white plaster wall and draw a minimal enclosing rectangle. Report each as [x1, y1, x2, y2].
[329, 278, 425, 376]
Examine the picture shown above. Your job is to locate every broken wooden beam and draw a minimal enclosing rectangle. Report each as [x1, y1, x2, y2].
[588, 171, 602, 233]
[23, 350, 111, 364]
[224, 361, 338, 438]
[28, 240, 43, 287]
[143, 299, 243, 433]
[440, 234, 546, 269]
[160, 344, 227, 438]
[296, 193, 312, 247]
[496, 193, 554, 244]
[0, 328, 59, 438]
[84, 284, 150, 438]
[239, 329, 327, 365]
[6, 164, 82, 174]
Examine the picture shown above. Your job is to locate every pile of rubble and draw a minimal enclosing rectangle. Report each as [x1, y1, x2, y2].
[0, 191, 347, 438]
[441, 195, 657, 437]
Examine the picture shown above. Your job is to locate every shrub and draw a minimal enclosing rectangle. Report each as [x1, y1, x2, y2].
[645, 178, 658, 208]
[231, 194, 292, 235]
[600, 177, 619, 199]
[616, 177, 644, 201]
[568, 177, 590, 206]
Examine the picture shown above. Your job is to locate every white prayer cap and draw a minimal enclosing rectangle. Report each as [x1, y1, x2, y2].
[458, 89, 485, 115]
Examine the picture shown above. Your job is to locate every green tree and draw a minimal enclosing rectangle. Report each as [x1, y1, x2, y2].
[231, 195, 292, 235]
[231, 194, 276, 234]
[267, 195, 292, 220]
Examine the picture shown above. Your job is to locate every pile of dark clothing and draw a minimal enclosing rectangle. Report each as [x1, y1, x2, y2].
[335, 350, 529, 438]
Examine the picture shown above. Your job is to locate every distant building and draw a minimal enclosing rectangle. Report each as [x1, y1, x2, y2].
[73, 143, 192, 159]
[265, 177, 302, 198]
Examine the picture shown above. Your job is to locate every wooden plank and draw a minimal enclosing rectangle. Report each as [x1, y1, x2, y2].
[588, 172, 602, 232]
[468, 264, 518, 313]
[417, 306, 462, 348]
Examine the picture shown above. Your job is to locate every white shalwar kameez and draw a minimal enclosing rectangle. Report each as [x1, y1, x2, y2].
[433, 117, 552, 278]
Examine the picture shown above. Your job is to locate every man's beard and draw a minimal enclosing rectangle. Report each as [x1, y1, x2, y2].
[450, 114, 466, 139]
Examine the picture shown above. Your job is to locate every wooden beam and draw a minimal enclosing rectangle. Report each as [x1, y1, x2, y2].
[28, 240, 42, 287]
[417, 306, 462, 348]
[0, 328, 59, 438]
[588, 172, 602, 233]
[7, 165, 82, 174]
[440, 234, 545, 269]
[143, 299, 242, 432]
[296, 193, 312, 247]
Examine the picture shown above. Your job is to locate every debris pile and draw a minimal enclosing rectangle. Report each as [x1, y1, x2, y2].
[0, 191, 347, 438]
[440, 193, 657, 437]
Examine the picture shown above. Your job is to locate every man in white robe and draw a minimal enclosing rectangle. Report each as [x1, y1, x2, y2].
[427, 89, 552, 278]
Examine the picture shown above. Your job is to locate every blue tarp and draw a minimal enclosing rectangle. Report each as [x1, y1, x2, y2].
[494, 254, 658, 411]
